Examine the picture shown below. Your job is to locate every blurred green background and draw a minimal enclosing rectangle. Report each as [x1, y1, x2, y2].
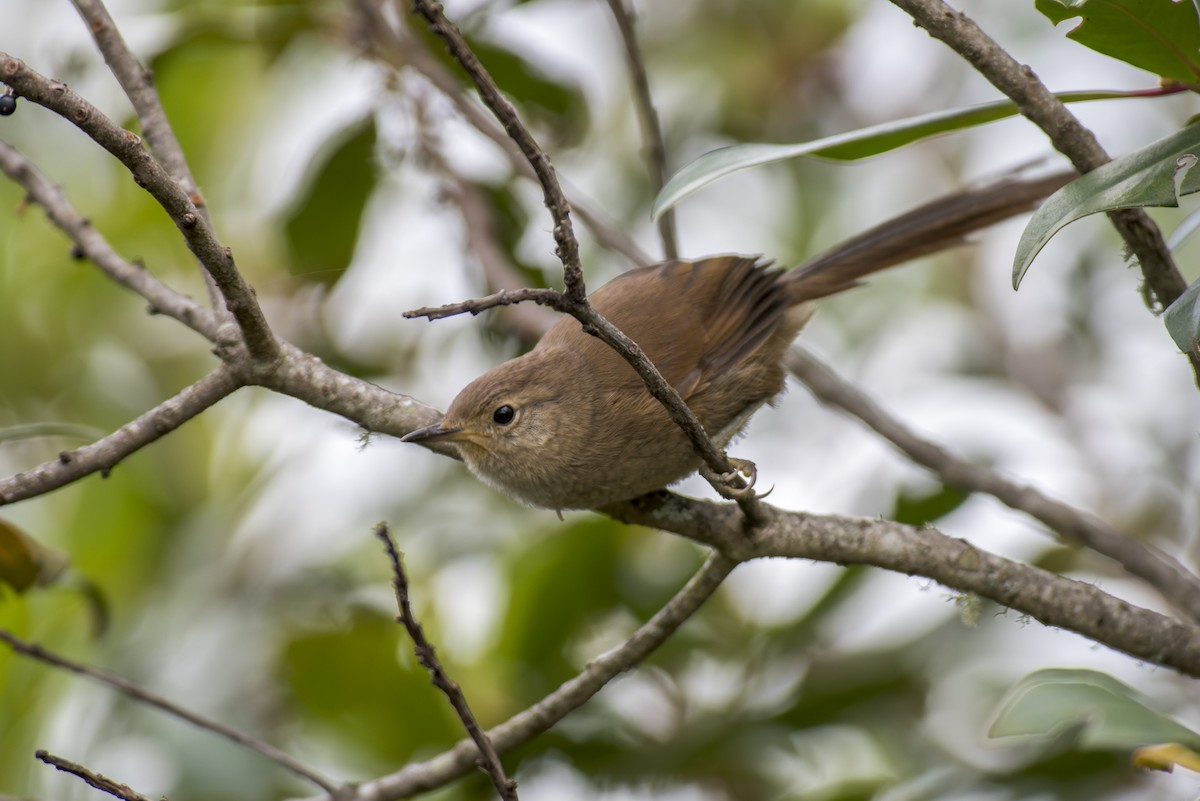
[1, 1, 1199, 799]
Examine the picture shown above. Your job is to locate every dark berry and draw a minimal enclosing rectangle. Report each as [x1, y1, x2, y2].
[0, 95, 16, 116]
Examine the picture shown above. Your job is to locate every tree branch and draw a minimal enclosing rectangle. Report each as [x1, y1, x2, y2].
[0, 367, 243, 506]
[375, 524, 517, 800]
[886, 0, 1200, 381]
[294, 552, 735, 801]
[0, 52, 279, 364]
[35, 750, 154, 801]
[603, 494, 1200, 677]
[786, 347, 1200, 621]
[0, 138, 218, 340]
[0, 632, 341, 793]
[604, 0, 677, 259]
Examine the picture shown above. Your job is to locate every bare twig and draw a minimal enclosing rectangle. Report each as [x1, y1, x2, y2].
[3, 632, 341, 793]
[886, 0, 1200, 382]
[374, 524, 518, 800]
[298, 552, 736, 801]
[408, 0, 585, 299]
[35, 750, 154, 801]
[431, 162, 561, 344]
[0, 52, 279, 365]
[0, 367, 243, 506]
[0, 139, 218, 340]
[604, 0, 677, 259]
[351, 0, 652, 265]
[404, 287, 566, 321]
[786, 348, 1200, 621]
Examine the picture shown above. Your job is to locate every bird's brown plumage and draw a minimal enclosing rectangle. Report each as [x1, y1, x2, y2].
[421, 256, 813, 509]
[402, 172, 1072, 510]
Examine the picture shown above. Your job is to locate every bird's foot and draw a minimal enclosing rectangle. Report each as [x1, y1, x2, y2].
[704, 457, 772, 501]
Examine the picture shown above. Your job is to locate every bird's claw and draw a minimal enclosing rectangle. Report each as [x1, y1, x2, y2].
[705, 458, 770, 501]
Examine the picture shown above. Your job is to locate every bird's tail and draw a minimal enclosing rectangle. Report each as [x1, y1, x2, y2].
[785, 170, 1072, 302]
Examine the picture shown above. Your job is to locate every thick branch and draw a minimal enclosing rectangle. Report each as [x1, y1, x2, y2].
[604, 494, 1200, 677]
[252, 340, 446, 442]
[295, 552, 735, 801]
[0, 138, 218, 339]
[786, 348, 1200, 621]
[0, 52, 279, 364]
[0, 367, 242, 506]
[2, 632, 340, 792]
[604, 0, 677, 259]
[886, 0, 1199, 379]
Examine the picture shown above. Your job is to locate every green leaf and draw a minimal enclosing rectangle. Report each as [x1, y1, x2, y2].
[283, 119, 377, 287]
[653, 91, 1148, 219]
[989, 668, 1200, 750]
[1164, 276, 1200, 352]
[1013, 122, 1200, 288]
[1036, 0, 1200, 84]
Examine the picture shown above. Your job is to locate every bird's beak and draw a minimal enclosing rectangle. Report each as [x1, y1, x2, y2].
[401, 422, 466, 444]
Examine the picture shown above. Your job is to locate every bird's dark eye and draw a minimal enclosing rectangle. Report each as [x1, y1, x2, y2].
[492, 404, 516, 425]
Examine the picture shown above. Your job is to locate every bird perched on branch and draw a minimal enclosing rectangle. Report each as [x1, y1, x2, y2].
[403, 172, 1069, 511]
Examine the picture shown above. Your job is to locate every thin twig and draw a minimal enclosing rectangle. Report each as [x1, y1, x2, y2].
[35, 750, 155, 801]
[374, 524, 518, 801]
[408, 0, 585, 299]
[412, 109, 559, 342]
[886, 0, 1200, 383]
[67, 0, 223, 311]
[430, 159, 561, 344]
[404, 287, 566, 321]
[351, 0, 652, 265]
[0, 138, 218, 340]
[604, 0, 677, 259]
[0, 367, 243, 506]
[3, 632, 342, 792]
[786, 347, 1200, 622]
[303, 551, 736, 801]
[0, 52, 279, 365]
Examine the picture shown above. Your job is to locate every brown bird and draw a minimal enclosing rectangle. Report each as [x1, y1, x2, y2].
[403, 173, 1070, 510]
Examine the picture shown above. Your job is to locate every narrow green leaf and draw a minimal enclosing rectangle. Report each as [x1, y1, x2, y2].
[1036, 0, 1200, 84]
[653, 91, 1149, 219]
[1013, 122, 1200, 288]
[990, 668, 1200, 750]
[1164, 277, 1200, 352]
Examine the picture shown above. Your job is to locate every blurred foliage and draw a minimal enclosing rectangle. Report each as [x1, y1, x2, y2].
[0, 1, 1197, 800]
[284, 118, 377, 287]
